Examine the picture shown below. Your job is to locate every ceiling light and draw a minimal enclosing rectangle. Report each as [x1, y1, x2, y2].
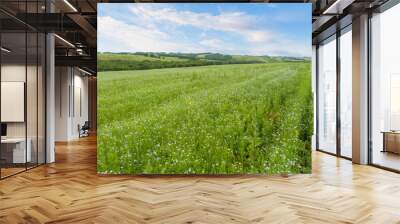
[323, 0, 341, 14]
[63, 0, 78, 12]
[76, 48, 84, 55]
[54, 34, 75, 48]
[78, 67, 93, 76]
[1, 47, 11, 53]
[323, 0, 355, 15]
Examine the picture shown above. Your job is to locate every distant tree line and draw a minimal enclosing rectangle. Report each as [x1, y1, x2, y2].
[97, 52, 308, 72]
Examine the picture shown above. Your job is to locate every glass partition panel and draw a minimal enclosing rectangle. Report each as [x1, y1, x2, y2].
[318, 35, 337, 154]
[340, 27, 352, 158]
[371, 3, 400, 171]
[1, 31, 27, 177]
[0, 1, 46, 179]
[27, 31, 38, 169]
[38, 32, 45, 165]
[36, 0, 46, 165]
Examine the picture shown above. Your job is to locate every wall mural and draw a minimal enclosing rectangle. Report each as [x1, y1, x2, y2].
[97, 3, 313, 174]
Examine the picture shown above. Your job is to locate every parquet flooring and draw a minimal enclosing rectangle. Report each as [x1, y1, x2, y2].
[1, 135, 400, 223]
[0, 167, 26, 178]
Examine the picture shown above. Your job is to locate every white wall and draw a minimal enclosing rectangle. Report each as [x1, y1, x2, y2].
[72, 72, 89, 138]
[55, 66, 70, 141]
[55, 66, 89, 141]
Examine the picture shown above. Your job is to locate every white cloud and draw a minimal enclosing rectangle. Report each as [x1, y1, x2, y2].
[246, 31, 272, 43]
[98, 16, 205, 53]
[247, 41, 310, 57]
[199, 38, 224, 49]
[129, 5, 274, 44]
[198, 38, 241, 54]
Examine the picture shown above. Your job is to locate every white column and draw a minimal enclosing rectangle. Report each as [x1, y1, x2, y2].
[55, 67, 74, 141]
[46, 32, 55, 163]
[352, 14, 369, 164]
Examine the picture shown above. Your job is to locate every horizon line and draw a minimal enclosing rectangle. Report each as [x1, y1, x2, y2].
[98, 51, 311, 58]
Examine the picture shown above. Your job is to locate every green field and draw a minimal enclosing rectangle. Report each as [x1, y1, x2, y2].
[97, 62, 312, 174]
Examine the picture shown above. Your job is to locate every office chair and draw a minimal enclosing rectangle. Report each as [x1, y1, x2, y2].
[79, 121, 90, 138]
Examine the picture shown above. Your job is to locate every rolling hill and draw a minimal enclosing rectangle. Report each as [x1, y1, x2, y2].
[97, 52, 308, 71]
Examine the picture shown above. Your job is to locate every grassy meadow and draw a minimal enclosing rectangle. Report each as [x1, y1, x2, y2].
[97, 61, 313, 174]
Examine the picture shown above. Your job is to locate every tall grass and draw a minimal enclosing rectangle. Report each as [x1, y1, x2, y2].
[97, 62, 312, 174]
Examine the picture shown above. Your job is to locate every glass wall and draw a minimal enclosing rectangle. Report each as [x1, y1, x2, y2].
[316, 24, 353, 159]
[317, 35, 337, 154]
[38, 32, 46, 165]
[1, 30, 28, 177]
[27, 31, 38, 169]
[371, 3, 400, 171]
[339, 26, 352, 158]
[0, 2, 46, 179]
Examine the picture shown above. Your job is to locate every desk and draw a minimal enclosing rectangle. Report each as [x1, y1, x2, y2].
[1, 138, 31, 163]
[382, 131, 400, 154]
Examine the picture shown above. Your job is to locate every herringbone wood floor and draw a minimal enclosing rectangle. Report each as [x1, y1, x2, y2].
[1, 135, 400, 224]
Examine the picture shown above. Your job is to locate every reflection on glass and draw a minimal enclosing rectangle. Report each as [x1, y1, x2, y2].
[318, 36, 337, 154]
[340, 28, 352, 158]
[371, 3, 400, 171]
[390, 75, 400, 130]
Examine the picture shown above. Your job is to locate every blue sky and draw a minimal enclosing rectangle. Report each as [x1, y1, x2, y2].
[98, 3, 311, 57]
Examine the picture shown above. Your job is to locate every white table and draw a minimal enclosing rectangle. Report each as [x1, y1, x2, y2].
[1, 138, 31, 163]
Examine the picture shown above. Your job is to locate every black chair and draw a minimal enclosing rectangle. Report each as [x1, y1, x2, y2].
[79, 121, 90, 138]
